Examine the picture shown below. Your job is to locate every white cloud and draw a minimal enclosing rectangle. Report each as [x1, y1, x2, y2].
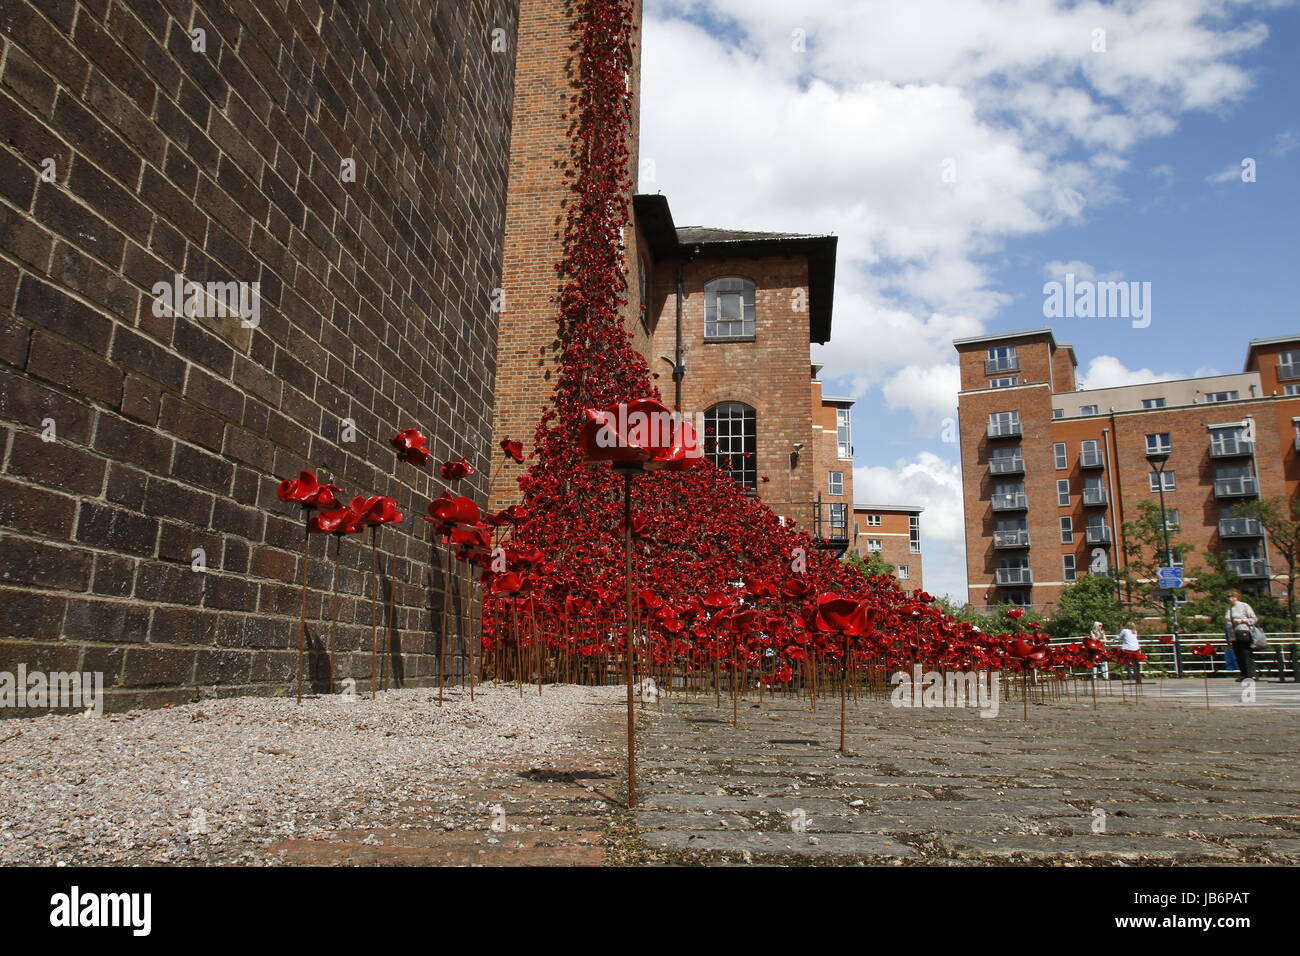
[880, 363, 960, 437]
[1076, 355, 1206, 390]
[1205, 161, 1246, 183]
[854, 452, 966, 602]
[1272, 129, 1299, 157]
[1043, 259, 1124, 283]
[642, 0, 1276, 429]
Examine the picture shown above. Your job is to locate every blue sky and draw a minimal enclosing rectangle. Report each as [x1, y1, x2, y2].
[639, 0, 1300, 602]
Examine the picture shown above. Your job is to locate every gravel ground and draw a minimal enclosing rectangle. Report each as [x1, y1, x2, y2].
[0, 682, 623, 866]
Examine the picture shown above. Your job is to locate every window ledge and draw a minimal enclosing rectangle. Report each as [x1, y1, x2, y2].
[703, 336, 756, 344]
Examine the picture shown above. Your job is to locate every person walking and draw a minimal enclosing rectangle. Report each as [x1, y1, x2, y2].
[1089, 621, 1110, 680]
[1118, 621, 1141, 682]
[1225, 589, 1258, 682]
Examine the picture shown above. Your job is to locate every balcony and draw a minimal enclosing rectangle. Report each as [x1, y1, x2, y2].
[995, 567, 1033, 586]
[1085, 526, 1112, 545]
[1226, 557, 1269, 579]
[988, 456, 1025, 475]
[991, 492, 1028, 512]
[1079, 447, 1104, 468]
[1278, 361, 1300, 382]
[993, 530, 1030, 549]
[1209, 437, 1254, 458]
[987, 419, 1022, 439]
[1215, 476, 1259, 498]
[986, 357, 1020, 375]
[1219, 517, 1263, 538]
[1081, 487, 1108, 506]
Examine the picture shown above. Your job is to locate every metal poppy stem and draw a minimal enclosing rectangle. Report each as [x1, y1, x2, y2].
[620, 466, 637, 810]
[297, 516, 310, 704]
[839, 631, 849, 753]
[369, 526, 380, 699]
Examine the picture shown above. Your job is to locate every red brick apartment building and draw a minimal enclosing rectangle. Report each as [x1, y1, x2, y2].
[852, 504, 924, 588]
[955, 328, 1300, 612]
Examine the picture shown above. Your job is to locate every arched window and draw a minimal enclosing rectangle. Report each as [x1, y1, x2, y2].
[704, 277, 755, 339]
[704, 402, 757, 490]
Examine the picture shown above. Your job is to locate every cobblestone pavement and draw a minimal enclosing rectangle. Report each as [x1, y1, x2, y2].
[627, 682, 1300, 866]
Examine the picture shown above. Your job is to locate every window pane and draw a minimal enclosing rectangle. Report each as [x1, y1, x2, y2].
[704, 402, 757, 490]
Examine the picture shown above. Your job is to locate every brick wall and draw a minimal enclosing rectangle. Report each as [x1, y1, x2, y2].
[490, 0, 644, 510]
[0, 0, 518, 712]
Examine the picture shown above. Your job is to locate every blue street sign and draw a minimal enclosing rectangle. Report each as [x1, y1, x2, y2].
[1157, 566, 1183, 589]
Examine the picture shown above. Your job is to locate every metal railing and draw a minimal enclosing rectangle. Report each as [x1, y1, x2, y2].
[1085, 525, 1112, 544]
[986, 356, 1020, 374]
[1079, 447, 1104, 468]
[1082, 487, 1108, 506]
[1225, 557, 1268, 578]
[989, 456, 1025, 475]
[987, 419, 1022, 438]
[1209, 436, 1253, 457]
[1050, 633, 1300, 680]
[1278, 362, 1300, 382]
[1215, 476, 1259, 497]
[1219, 517, 1263, 538]
[991, 492, 1028, 511]
[993, 530, 1029, 549]
[995, 567, 1032, 585]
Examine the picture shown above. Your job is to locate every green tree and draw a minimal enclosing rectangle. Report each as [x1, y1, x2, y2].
[1048, 573, 1123, 639]
[1117, 500, 1192, 630]
[1230, 497, 1300, 627]
[1183, 551, 1292, 634]
[842, 549, 895, 578]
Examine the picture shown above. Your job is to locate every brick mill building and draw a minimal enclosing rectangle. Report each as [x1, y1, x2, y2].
[954, 328, 1300, 612]
[852, 504, 925, 588]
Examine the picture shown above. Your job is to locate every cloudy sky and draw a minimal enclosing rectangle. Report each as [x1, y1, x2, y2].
[639, 0, 1300, 603]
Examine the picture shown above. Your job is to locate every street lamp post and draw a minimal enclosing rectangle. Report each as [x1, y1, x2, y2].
[1147, 451, 1183, 677]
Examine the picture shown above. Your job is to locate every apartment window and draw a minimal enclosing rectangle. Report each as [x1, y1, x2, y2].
[989, 376, 1018, 388]
[1204, 390, 1238, 404]
[909, 514, 921, 554]
[828, 471, 844, 495]
[1080, 439, 1101, 466]
[1161, 548, 1185, 568]
[1148, 470, 1176, 492]
[703, 277, 756, 339]
[828, 502, 847, 536]
[836, 407, 852, 458]
[1285, 384, 1300, 396]
[1062, 554, 1077, 582]
[1060, 516, 1074, 543]
[866, 538, 883, 553]
[897, 565, 911, 580]
[987, 345, 1018, 373]
[1280, 350, 1300, 380]
[1145, 433, 1172, 455]
[1053, 442, 1067, 469]
[1057, 479, 1071, 507]
[1141, 397, 1167, 409]
[865, 514, 882, 527]
[1084, 476, 1105, 497]
[704, 402, 757, 490]
[1164, 508, 1181, 530]
[1080, 404, 1099, 416]
[1052, 408, 1064, 419]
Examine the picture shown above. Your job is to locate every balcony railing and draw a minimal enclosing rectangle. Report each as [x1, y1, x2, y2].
[995, 567, 1032, 586]
[1209, 437, 1253, 457]
[1081, 487, 1108, 506]
[1225, 557, 1268, 578]
[991, 492, 1028, 511]
[988, 456, 1025, 475]
[1214, 476, 1259, 497]
[1278, 361, 1300, 382]
[986, 357, 1020, 374]
[993, 530, 1030, 549]
[987, 419, 1022, 439]
[1219, 517, 1263, 538]
[1085, 526, 1112, 544]
[1079, 448, 1104, 468]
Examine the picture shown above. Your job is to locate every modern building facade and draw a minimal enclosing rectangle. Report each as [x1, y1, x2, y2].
[955, 328, 1300, 611]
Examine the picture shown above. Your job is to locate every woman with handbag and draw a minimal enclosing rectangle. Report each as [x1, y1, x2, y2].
[1224, 590, 1258, 682]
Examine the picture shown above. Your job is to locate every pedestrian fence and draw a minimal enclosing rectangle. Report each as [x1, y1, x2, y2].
[1049, 633, 1300, 681]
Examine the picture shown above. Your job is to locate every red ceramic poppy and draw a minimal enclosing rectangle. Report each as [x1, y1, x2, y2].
[351, 495, 403, 526]
[309, 504, 364, 535]
[1006, 608, 1025, 621]
[1193, 643, 1217, 657]
[277, 470, 342, 509]
[391, 428, 430, 466]
[812, 594, 870, 636]
[424, 494, 480, 530]
[439, 457, 474, 480]
[500, 438, 525, 463]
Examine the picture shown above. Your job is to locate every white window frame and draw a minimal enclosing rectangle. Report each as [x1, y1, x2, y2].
[989, 376, 1018, 388]
[866, 514, 881, 527]
[1149, 470, 1176, 492]
[1060, 516, 1073, 543]
[1145, 433, 1172, 455]
[1080, 404, 1099, 417]
[1142, 397, 1166, 409]
[1057, 478, 1071, 507]
[828, 471, 844, 496]
[1204, 390, 1238, 404]
[1053, 442, 1067, 469]
[1062, 554, 1077, 582]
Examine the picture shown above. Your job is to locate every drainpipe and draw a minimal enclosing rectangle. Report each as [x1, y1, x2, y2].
[1103, 422, 1124, 603]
